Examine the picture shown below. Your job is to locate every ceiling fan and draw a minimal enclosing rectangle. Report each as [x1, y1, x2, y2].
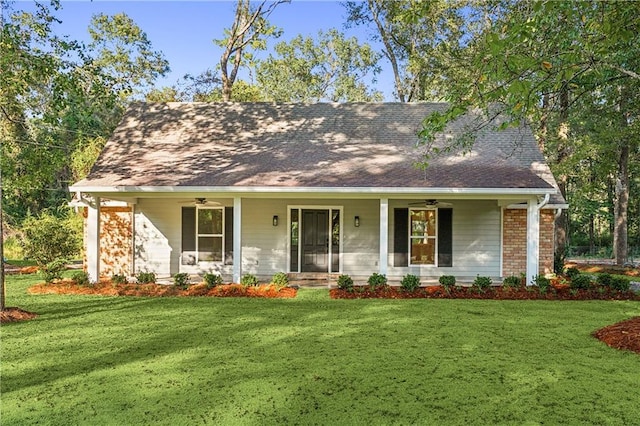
[408, 199, 453, 208]
[177, 198, 221, 206]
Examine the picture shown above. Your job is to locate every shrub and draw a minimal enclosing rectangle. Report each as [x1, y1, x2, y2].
[400, 274, 420, 292]
[596, 273, 612, 287]
[173, 273, 190, 289]
[203, 273, 223, 288]
[553, 251, 566, 275]
[112, 273, 128, 284]
[40, 259, 68, 283]
[241, 274, 259, 287]
[71, 271, 90, 286]
[532, 275, 551, 292]
[136, 271, 156, 284]
[565, 267, 580, 280]
[473, 275, 492, 291]
[337, 274, 354, 291]
[439, 275, 456, 288]
[367, 272, 388, 289]
[502, 275, 521, 288]
[271, 272, 289, 288]
[610, 276, 630, 292]
[570, 274, 592, 290]
[21, 211, 81, 268]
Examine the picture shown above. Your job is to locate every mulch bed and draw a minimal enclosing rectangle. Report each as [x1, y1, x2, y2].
[329, 284, 640, 301]
[28, 280, 297, 299]
[593, 317, 640, 354]
[565, 262, 639, 277]
[0, 307, 38, 323]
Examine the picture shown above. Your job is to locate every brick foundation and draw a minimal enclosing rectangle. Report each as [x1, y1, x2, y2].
[502, 209, 555, 277]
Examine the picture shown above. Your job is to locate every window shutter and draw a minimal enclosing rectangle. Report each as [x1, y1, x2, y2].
[224, 207, 234, 265]
[438, 208, 453, 267]
[394, 208, 409, 267]
[181, 207, 196, 265]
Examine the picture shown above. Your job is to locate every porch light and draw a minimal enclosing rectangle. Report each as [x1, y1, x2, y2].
[354, 216, 360, 227]
[272, 215, 279, 226]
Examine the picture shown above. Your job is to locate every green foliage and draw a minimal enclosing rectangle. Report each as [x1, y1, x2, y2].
[570, 274, 592, 290]
[136, 271, 156, 284]
[203, 273, 223, 289]
[336, 274, 354, 291]
[439, 275, 456, 288]
[111, 274, 128, 285]
[554, 252, 566, 275]
[240, 274, 259, 287]
[596, 273, 612, 287]
[367, 272, 388, 289]
[173, 273, 190, 289]
[400, 274, 420, 292]
[40, 259, 68, 283]
[71, 271, 91, 286]
[473, 276, 492, 291]
[502, 275, 522, 288]
[532, 275, 551, 293]
[565, 267, 581, 280]
[610, 276, 630, 292]
[271, 272, 289, 288]
[21, 211, 81, 268]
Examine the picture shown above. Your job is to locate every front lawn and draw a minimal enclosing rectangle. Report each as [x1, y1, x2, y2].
[2, 274, 639, 425]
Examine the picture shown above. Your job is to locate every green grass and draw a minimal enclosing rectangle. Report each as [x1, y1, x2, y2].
[2, 274, 640, 425]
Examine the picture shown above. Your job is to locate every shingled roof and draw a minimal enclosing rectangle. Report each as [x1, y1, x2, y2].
[73, 102, 562, 198]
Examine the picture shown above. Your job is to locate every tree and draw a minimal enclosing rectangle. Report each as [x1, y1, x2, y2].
[418, 1, 640, 265]
[344, 0, 466, 102]
[216, 0, 287, 101]
[256, 29, 382, 102]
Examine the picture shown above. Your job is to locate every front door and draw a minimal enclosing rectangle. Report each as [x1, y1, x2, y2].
[301, 209, 329, 272]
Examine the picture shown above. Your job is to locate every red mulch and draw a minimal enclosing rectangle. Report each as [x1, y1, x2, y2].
[329, 285, 640, 301]
[0, 307, 38, 323]
[28, 280, 297, 299]
[593, 317, 640, 354]
[565, 262, 639, 277]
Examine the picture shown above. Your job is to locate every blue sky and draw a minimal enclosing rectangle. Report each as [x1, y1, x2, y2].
[15, 0, 395, 99]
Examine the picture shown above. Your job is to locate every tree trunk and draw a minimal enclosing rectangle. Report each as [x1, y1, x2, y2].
[1, 168, 5, 311]
[613, 142, 629, 265]
[554, 87, 570, 260]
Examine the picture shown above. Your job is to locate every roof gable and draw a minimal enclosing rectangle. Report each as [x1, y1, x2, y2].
[74, 102, 558, 192]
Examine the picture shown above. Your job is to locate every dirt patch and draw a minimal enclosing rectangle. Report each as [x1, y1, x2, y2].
[593, 317, 640, 355]
[565, 261, 639, 277]
[28, 280, 297, 299]
[0, 307, 38, 323]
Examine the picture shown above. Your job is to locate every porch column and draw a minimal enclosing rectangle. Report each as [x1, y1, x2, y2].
[233, 197, 242, 283]
[86, 197, 101, 283]
[526, 198, 540, 286]
[379, 198, 388, 275]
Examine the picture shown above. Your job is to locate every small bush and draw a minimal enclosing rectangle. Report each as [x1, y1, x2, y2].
[21, 211, 81, 268]
[367, 272, 388, 289]
[173, 273, 190, 289]
[610, 276, 630, 292]
[570, 274, 592, 290]
[532, 275, 551, 292]
[473, 275, 492, 291]
[271, 272, 289, 288]
[565, 267, 580, 280]
[136, 271, 156, 284]
[111, 273, 128, 285]
[400, 274, 420, 292]
[337, 274, 354, 291]
[40, 259, 68, 283]
[203, 273, 223, 288]
[439, 275, 456, 288]
[596, 273, 612, 287]
[502, 275, 521, 288]
[71, 271, 90, 286]
[241, 274, 259, 287]
[553, 251, 566, 275]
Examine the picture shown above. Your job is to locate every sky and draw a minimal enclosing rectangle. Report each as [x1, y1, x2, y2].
[13, 0, 395, 100]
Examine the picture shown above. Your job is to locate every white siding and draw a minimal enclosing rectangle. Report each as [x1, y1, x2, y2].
[134, 199, 180, 276]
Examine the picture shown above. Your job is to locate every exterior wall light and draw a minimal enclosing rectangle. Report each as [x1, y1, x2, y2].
[354, 216, 360, 227]
[273, 215, 279, 226]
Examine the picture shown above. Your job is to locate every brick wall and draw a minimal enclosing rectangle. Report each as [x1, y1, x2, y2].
[83, 206, 133, 277]
[502, 209, 555, 277]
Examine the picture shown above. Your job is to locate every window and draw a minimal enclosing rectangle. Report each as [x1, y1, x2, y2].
[410, 209, 437, 265]
[197, 207, 223, 262]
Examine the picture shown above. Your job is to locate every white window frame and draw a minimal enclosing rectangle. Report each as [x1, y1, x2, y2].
[196, 206, 224, 263]
[409, 208, 438, 267]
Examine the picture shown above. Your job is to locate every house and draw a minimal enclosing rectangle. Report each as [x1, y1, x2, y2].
[69, 102, 566, 285]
